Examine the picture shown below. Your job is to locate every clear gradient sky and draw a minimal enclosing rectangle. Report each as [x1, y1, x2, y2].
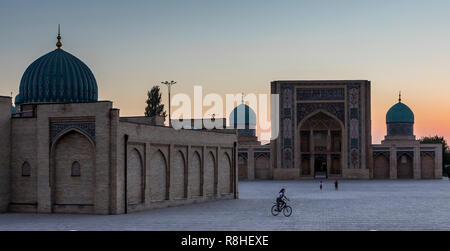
[1, 0, 450, 143]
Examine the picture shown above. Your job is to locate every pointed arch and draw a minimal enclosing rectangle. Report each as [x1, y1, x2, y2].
[149, 149, 168, 201]
[397, 153, 413, 179]
[205, 151, 216, 196]
[238, 153, 248, 180]
[21, 161, 31, 177]
[71, 161, 81, 177]
[255, 154, 270, 180]
[298, 110, 344, 178]
[220, 152, 233, 194]
[51, 127, 95, 151]
[50, 129, 95, 212]
[421, 154, 435, 179]
[127, 148, 144, 204]
[189, 151, 202, 197]
[373, 154, 389, 179]
[298, 109, 345, 132]
[173, 150, 187, 199]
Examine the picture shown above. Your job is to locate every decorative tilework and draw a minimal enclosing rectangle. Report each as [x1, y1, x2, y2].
[331, 154, 341, 159]
[283, 88, 292, 108]
[373, 151, 390, 158]
[420, 151, 435, 157]
[297, 102, 345, 124]
[254, 152, 270, 159]
[281, 85, 294, 168]
[50, 121, 95, 144]
[238, 129, 256, 137]
[387, 123, 414, 136]
[238, 152, 248, 160]
[315, 154, 327, 160]
[297, 88, 345, 101]
[254, 148, 271, 151]
[397, 151, 414, 159]
[301, 154, 311, 159]
[348, 84, 361, 169]
[276, 81, 370, 172]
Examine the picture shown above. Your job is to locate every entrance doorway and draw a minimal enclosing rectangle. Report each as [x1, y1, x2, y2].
[314, 156, 327, 179]
[299, 112, 343, 179]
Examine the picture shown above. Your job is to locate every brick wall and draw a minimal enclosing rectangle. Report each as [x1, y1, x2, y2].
[118, 121, 237, 214]
[52, 131, 95, 213]
[0, 97, 11, 212]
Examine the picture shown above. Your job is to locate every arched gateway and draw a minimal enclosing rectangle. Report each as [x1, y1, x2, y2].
[51, 130, 95, 213]
[270, 81, 372, 180]
[299, 111, 343, 178]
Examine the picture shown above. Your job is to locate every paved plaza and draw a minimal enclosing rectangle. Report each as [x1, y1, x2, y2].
[0, 179, 449, 231]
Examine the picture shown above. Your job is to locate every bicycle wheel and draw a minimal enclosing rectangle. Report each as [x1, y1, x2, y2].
[283, 206, 292, 217]
[271, 205, 280, 216]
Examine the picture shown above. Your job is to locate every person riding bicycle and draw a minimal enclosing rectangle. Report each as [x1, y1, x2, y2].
[276, 188, 289, 211]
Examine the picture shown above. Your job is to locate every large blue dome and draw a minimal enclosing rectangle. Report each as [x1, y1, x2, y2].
[229, 104, 256, 126]
[386, 102, 414, 123]
[15, 49, 98, 105]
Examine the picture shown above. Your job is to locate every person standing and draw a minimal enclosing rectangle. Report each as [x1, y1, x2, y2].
[320, 180, 323, 191]
[334, 180, 339, 190]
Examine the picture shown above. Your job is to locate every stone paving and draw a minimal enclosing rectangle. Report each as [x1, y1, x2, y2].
[0, 179, 449, 231]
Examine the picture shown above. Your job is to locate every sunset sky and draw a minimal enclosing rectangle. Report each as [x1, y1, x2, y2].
[1, 0, 450, 143]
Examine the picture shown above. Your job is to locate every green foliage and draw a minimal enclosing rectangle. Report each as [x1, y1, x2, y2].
[420, 135, 448, 150]
[420, 135, 450, 176]
[145, 86, 167, 118]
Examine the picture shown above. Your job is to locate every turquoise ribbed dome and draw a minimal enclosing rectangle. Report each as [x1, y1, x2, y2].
[229, 104, 256, 126]
[15, 49, 98, 105]
[386, 102, 414, 123]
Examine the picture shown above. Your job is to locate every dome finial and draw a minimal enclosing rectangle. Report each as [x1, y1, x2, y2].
[398, 91, 402, 103]
[56, 24, 62, 49]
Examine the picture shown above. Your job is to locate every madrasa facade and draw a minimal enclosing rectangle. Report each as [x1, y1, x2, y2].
[237, 81, 443, 180]
[0, 31, 444, 215]
[0, 34, 238, 215]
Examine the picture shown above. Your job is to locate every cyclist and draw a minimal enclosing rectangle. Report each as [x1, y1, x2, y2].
[276, 188, 289, 211]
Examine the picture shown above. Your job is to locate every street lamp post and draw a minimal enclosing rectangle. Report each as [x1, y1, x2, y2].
[162, 80, 177, 127]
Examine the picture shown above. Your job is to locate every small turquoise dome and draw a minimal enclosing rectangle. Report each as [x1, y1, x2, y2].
[15, 49, 98, 105]
[386, 102, 414, 123]
[229, 104, 256, 126]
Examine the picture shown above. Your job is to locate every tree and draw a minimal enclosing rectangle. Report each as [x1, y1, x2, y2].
[145, 86, 167, 118]
[419, 135, 450, 176]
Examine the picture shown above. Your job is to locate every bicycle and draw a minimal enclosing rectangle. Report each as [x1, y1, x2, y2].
[271, 198, 292, 217]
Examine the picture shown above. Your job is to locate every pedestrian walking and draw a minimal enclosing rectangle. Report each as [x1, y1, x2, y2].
[320, 180, 323, 191]
[334, 180, 339, 190]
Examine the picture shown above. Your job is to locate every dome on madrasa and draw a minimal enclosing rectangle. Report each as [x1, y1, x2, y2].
[229, 103, 257, 137]
[15, 28, 98, 105]
[386, 100, 414, 124]
[385, 93, 415, 136]
[229, 104, 257, 126]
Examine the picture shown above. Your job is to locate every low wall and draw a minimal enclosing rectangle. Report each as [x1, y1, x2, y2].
[114, 121, 238, 214]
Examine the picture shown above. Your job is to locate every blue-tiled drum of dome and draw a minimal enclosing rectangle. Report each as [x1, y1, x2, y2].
[15, 49, 98, 105]
[387, 122, 414, 136]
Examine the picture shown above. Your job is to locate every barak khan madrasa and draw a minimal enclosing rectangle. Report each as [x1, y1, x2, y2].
[0, 31, 443, 215]
[237, 82, 442, 180]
